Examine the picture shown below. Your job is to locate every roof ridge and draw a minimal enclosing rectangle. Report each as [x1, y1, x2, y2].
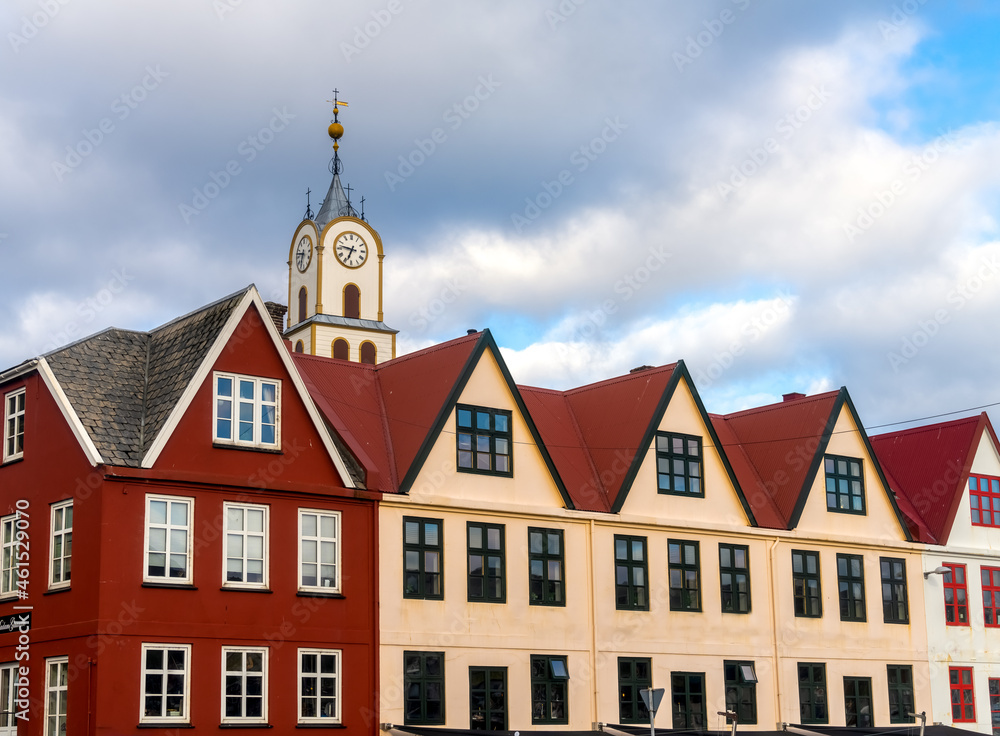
[371, 368, 400, 490]
[42, 326, 148, 358]
[148, 285, 253, 335]
[722, 390, 839, 419]
[870, 414, 982, 441]
[553, 363, 678, 398]
[377, 332, 481, 368]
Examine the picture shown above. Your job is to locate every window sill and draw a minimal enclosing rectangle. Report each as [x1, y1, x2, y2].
[213, 442, 283, 455]
[0, 456, 24, 467]
[296, 724, 345, 729]
[137, 723, 193, 729]
[142, 582, 198, 590]
[220, 587, 273, 594]
[219, 724, 271, 729]
[43, 586, 71, 596]
[297, 591, 345, 599]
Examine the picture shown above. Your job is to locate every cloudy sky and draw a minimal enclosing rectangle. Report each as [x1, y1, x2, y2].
[3, 0, 1000, 432]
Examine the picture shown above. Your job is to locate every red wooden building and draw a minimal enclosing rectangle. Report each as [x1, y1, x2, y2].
[0, 286, 380, 736]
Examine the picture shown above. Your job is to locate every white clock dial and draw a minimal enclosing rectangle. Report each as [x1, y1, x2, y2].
[335, 232, 368, 268]
[295, 236, 312, 272]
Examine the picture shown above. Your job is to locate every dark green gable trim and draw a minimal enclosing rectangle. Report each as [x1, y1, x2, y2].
[609, 361, 757, 526]
[396, 330, 575, 510]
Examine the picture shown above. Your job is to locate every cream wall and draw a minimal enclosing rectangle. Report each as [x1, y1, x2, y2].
[287, 220, 319, 326]
[319, 218, 382, 322]
[313, 324, 394, 362]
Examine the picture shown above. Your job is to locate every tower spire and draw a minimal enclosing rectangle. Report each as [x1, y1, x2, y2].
[314, 89, 359, 232]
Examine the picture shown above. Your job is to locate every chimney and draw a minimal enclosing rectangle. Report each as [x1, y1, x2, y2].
[467, 329, 478, 335]
[630, 365, 654, 374]
[783, 392, 806, 402]
[264, 302, 288, 334]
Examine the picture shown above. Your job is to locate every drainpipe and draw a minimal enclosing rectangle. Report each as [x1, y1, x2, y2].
[589, 518, 599, 725]
[768, 537, 782, 726]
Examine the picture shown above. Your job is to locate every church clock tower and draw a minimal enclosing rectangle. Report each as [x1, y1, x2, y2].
[285, 94, 397, 364]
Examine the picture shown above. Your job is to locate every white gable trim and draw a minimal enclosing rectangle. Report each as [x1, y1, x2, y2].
[37, 358, 104, 467]
[140, 288, 356, 488]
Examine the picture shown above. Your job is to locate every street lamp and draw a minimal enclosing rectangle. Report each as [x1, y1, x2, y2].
[718, 710, 739, 736]
[924, 566, 949, 579]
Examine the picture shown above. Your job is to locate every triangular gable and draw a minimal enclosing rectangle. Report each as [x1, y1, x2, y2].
[395, 330, 574, 508]
[871, 413, 996, 545]
[141, 287, 356, 487]
[607, 362, 754, 523]
[710, 413, 785, 529]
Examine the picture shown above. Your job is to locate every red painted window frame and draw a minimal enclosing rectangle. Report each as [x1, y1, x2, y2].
[944, 563, 970, 627]
[984, 567, 1000, 628]
[970, 475, 1000, 527]
[950, 667, 976, 723]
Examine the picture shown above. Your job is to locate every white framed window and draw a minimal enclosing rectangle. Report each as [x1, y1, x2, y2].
[213, 373, 280, 449]
[49, 500, 73, 589]
[298, 648, 341, 723]
[140, 643, 191, 723]
[3, 389, 25, 462]
[299, 509, 340, 592]
[224, 503, 268, 588]
[44, 657, 68, 736]
[144, 495, 193, 584]
[1, 662, 18, 736]
[222, 647, 268, 723]
[0, 516, 17, 599]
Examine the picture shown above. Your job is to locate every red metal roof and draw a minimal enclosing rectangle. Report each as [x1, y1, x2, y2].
[293, 333, 479, 493]
[870, 413, 998, 545]
[519, 365, 677, 512]
[711, 391, 840, 529]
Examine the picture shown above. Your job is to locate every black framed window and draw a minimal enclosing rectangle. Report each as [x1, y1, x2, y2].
[989, 678, 1000, 735]
[720, 543, 750, 613]
[618, 658, 651, 724]
[671, 672, 705, 729]
[615, 535, 648, 610]
[844, 676, 873, 727]
[457, 405, 512, 476]
[798, 663, 828, 724]
[468, 522, 505, 603]
[528, 528, 564, 606]
[530, 655, 569, 725]
[669, 540, 701, 611]
[887, 665, 914, 724]
[469, 667, 506, 731]
[404, 652, 444, 725]
[404, 517, 442, 599]
[792, 550, 822, 617]
[655, 432, 703, 496]
[881, 557, 909, 624]
[837, 553, 866, 622]
[825, 455, 865, 514]
[724, 661, 758, 725]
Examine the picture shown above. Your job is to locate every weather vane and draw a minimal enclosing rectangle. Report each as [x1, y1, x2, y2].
[326, 89, 348, 175]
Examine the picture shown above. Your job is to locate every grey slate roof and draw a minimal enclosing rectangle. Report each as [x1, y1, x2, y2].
[313, 172, 358, 234]
[287, 313, 398, 335]
[44, 287, 250, 467]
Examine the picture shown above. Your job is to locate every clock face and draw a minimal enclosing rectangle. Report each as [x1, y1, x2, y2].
[295, 236, 312, 272]
[335, 232, 368, 268]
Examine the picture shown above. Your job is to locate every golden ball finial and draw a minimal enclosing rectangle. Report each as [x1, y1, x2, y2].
[328, 122, 344, 140]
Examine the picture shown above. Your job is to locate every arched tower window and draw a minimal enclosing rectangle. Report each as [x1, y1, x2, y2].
[298, 286, 308, 324]
[333, 338, 349, 361]
[344, 284, 360, 320]
[360, 342, 376, 365]
[294, 340, 304, 354]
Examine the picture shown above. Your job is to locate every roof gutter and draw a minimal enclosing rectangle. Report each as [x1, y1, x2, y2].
[0, 359, 38, 384]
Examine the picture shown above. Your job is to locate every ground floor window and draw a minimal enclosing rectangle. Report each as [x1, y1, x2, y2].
[724, 661, 757, 724]
[530, 655, 568, 724]
[1, 662, 17, 736]
[951, 667, 976, 722]
[844, 676, 873, 727]
[469, 667, 506, 731]
[798, 663, 827, 724]
[887, 665, 914, 724]
[44, 657, 68, 736]
[618, 658, 651, 724]
[989, 678, 1000, 736]
[299, 649, 340, 723]
[140, 644, 191, 723]
[404, 651, 443, 725]
[671, 671, 705, 730]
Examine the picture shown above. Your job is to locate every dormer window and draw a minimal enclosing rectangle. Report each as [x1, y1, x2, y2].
[970, 475, 1000, 527]
[824, 455, 865, 514]
[655, 432, 702, 496]
[213, 373, 280, 449]
[456, 405, 512, 476]
[3, 388, 25, 462]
